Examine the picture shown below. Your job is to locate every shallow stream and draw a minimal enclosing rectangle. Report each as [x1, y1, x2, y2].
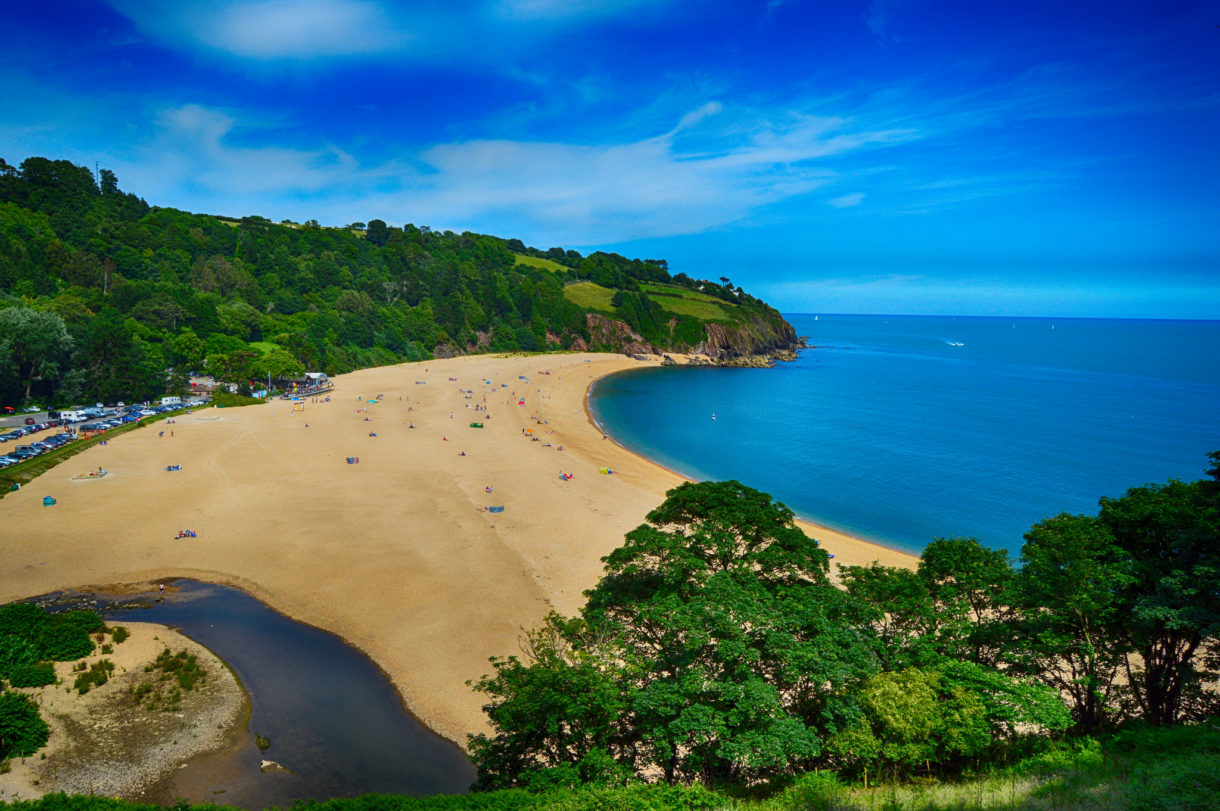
[80, 579, 475, 808]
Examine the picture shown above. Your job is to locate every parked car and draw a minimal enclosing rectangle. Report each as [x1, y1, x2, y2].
[24, 417, 35, 425]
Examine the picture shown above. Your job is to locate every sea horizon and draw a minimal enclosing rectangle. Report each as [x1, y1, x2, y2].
[590, 313, 1220, 558]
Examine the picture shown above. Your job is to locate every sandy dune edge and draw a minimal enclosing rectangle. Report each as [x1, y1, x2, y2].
[0, 353, 915, 746]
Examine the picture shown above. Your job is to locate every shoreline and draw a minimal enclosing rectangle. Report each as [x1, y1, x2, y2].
[582, 361, 921, 574]
[0, 351, 917, 750]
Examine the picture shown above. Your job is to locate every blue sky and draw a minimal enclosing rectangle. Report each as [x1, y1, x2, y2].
[2, 1, 1217, 318]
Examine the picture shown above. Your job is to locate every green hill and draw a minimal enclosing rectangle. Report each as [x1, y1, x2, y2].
[0, 156, 800, 408]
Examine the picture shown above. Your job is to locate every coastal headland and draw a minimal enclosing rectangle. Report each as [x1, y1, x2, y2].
[0, 352, 916, 747]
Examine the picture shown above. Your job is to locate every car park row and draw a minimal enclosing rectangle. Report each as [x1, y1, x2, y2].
[0, 400, 201, 468]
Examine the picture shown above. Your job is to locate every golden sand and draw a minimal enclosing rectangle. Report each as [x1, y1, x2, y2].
[0, 353, 915, 745]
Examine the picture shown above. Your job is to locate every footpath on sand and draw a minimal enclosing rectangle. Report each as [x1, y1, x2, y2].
[0, 352, 916, 746]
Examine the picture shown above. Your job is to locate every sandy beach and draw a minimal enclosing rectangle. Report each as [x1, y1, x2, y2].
[0, 352, 916, 746]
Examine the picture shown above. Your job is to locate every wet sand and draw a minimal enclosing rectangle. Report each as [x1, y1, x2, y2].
[0, 352, 916, 745]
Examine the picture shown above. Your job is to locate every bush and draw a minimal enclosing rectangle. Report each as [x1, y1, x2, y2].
[108, 625, 129, 644]
[0, 690, 50, 758]
[1, 604, 100, 685]
[773, 771, 846, 811]
[73, 659, 114, 694]
[153, 648, 206, 690]
[8, 663, 55, 688]
[211, 391, 265, 408]
[39, 609, 102, 661]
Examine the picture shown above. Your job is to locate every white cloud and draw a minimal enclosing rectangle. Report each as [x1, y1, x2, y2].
[671, 101, 724, 135]
[103, 99, 914, 244]
[106, 0, 676, 63]
[205, 0, 403, 58]
[828, 192, 864, 207]
[109, 0, 407, 59]
[111, 104, 369, 207]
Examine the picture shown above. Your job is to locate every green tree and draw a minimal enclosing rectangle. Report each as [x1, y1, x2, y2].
[0, 306, 73, 403]
[1013, 513, 1133, 732]
[854, 668, 991, 776]
[250, 347, 304, 381]
[918, 537, 1013, 665]
[1098, 477, 1220, 725]
[839, 562, 937, 671]
[365, 218, 390, 247]
[472, 481, 876, 789]
[467, 616, 629, 790]
[168, 329, 206, 371]
[0, 691, 49, 759]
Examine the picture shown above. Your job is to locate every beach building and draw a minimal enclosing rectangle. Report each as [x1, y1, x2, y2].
[284, 372, 334, 398]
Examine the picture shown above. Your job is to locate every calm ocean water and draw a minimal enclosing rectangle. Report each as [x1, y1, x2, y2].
[589, 314, 1220, 558]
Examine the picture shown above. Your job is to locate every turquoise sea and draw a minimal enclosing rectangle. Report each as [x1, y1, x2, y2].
[589, 315, 1220, 558]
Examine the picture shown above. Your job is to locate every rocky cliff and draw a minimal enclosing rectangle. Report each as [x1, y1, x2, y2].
[586, 312, 805, 367]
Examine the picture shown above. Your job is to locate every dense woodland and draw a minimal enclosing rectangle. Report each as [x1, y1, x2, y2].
[0, 157, 791, 407]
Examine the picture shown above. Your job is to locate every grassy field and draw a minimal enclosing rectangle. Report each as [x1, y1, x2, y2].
[563, 280, 738, 323]
[641, 282, 730, 304]
[514, 253, 568, 272]
[646, 291, 732, 321]
[562, 280, 617, 312]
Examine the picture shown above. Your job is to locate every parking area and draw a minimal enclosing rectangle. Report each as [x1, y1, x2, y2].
[0, 400, 208, 469]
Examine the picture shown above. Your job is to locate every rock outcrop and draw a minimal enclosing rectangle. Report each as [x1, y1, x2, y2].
[585, 312, 805, 367]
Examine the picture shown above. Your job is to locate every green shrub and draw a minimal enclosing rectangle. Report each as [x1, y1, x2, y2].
[211, 391, 265, 408]
[773, 771, 846, 811]
[39, 609, 102, 661]
[73, 659, 114, 694]
[0, 690, 50, 758]
[153, 648, 206, 691]
[108, 626, 129, 644]
[8, 663, 55, 688]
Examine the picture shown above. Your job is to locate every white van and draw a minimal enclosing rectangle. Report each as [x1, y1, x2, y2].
[160, 396, 182, 406]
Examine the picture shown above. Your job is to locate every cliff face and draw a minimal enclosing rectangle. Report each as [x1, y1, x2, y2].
[693, 313, 802, 365]
[586, 312, 804, 366]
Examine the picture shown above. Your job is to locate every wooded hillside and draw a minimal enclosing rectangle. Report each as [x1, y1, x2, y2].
[0, 157, 798, 406]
